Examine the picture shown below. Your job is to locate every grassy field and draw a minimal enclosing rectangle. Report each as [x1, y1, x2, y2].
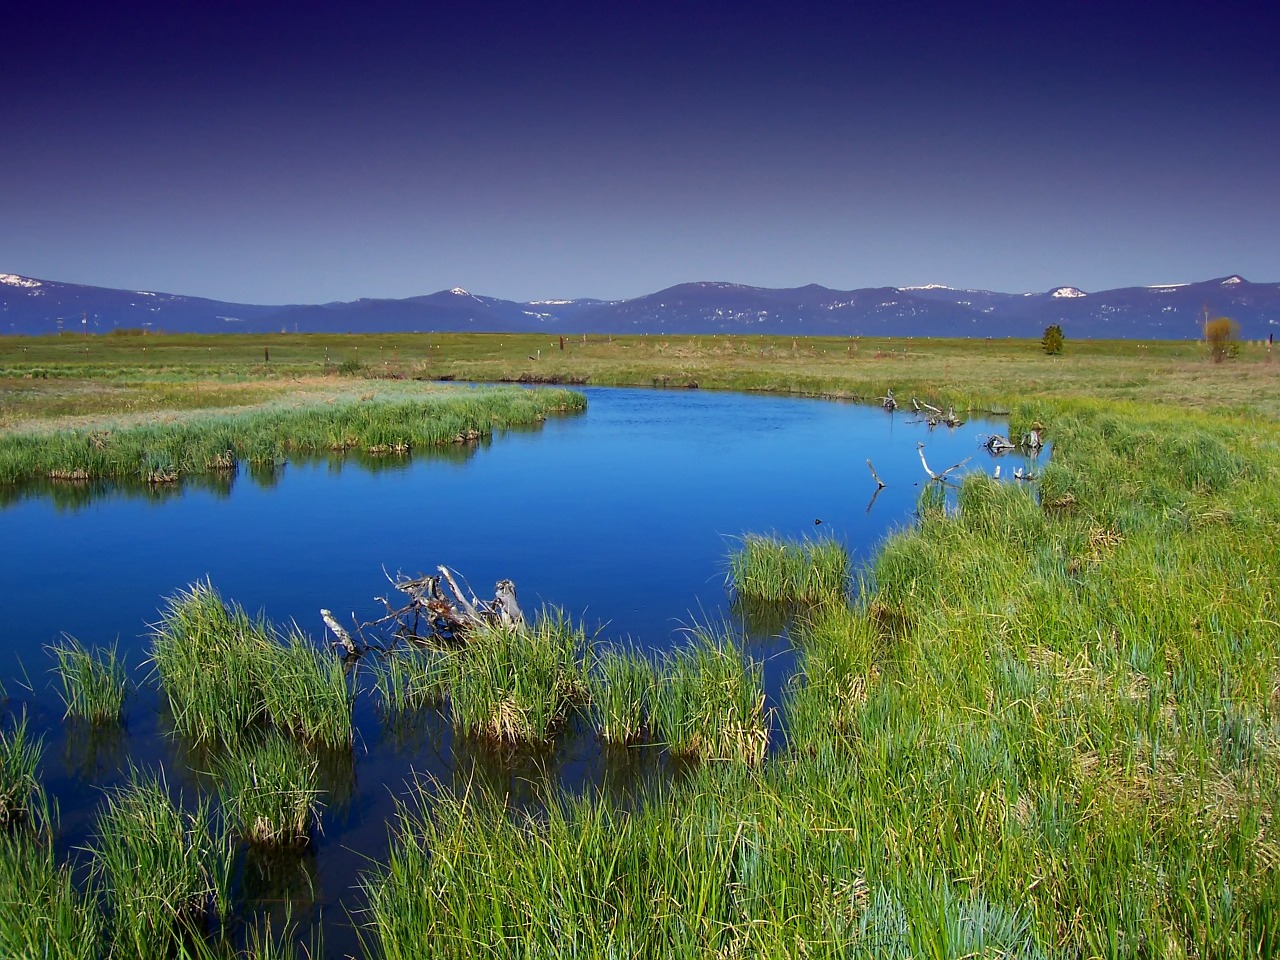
[2, 331, 1278, 957]
[2, 331, 1279, 429]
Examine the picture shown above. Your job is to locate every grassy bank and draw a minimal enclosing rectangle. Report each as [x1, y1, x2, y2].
[0, 383, 585, 485]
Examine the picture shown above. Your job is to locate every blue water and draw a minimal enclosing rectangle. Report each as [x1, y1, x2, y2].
[0, 385, 1042, 955]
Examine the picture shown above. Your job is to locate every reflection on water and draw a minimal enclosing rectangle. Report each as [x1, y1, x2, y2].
[61, 718, 128, 782]
[0, 386, 1046, 957]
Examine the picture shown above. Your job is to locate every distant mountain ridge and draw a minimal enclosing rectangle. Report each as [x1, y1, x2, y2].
[2, 272, 1277, 340]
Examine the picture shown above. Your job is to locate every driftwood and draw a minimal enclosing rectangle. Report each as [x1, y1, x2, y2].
[911, 397, 963, 428]
[878, 388, 897, 411]
[917, 442, 970, 485]
[1021, 428, 1044, 451]
[326, 566, 528, 653]
[320, 609, 360, 657]
[981, 434, 1017, 454]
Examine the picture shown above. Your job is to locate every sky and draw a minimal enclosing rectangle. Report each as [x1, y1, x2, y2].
[2, 0, 1277, 304]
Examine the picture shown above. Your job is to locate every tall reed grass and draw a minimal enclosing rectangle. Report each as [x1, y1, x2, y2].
[649, 627, 768, 764]
[0, 386, 586, 486]
[0, 827, 99, 959]
[588, 646, 656, 744]
[215, 735, 323, 847]
[729, 533, 849, 604]
[151, 581, 353, 749]
[374, 646, 452, 715]
[49, 635, 131, 722]
[445, 610, 588, 746]
[91, 769, 233, 960]
[0, 713, 43, 825]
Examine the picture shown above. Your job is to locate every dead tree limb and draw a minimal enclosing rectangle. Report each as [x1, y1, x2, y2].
[981, 434, 1017, 454]
[917, 442, 971, 484]
[345, 567, 529, 648]
[321, 608, 360, 657]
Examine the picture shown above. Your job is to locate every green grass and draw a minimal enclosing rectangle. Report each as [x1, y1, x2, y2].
[0, 384, 586, 485]
[49, 635, 132, 722]
[728, 533, 851, 604]
[4, 333, 1280, 954]
[214, 735, 323, 847]
[650, 626, 769, 764]
[445, 610, 589, 746]
[259, 626, 354, 749]
[375, 645, 453, 715]
[150, 581, 353, 749]
[362, 394, 1280, 957]
[0, 713, 43, 825]
[0, 827, 100, 959]
[588, 646, 657, 744]
[90, 769, 233, 960]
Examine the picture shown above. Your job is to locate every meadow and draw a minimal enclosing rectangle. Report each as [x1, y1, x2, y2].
[1, 330, 1278, 957]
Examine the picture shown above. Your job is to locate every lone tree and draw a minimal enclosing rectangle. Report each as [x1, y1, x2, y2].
[1041, 324, 1064, 355]
[1204, 315, 1240, 362]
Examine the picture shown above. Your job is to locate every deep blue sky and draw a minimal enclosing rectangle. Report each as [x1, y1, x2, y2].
[2, 0, 1276, 304]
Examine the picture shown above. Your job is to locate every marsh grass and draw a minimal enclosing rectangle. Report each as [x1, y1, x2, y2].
[446, 610, 589, 746]
[589, 647, 656, 744]
[375, 646, 452, 715]
[260, 626, 354, 749]
[0, 825, 99, 959]
[650, 627, 768, 764]
[0, 385, 586, 486]
[0, 713, 43, 825]
[151, 581, 273, 745]
[151, 581, 353, 749]
[91, 769, 233, 960]
[6, 336, 1280, 954]
[49, 635, 131, 722]
[215, 735, 323, 847]
[729, 533, 850, 604]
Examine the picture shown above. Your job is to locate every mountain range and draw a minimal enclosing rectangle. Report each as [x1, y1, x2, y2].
[2, 272, 1277, 340]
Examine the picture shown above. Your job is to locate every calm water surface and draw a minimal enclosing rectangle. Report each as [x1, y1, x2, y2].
[0, 386, 1042, 954]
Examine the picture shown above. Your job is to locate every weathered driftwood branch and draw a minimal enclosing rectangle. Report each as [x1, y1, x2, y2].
[910, 397, 962, 428]
[344, 566, 528, 649]
[981, 434, 1017, 454]
[878, 388, 897, 411]
[917, 442, 970, 484]
[320, 608, 360, 657]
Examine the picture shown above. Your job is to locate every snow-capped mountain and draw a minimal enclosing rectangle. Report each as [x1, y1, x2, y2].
[1, 272, 1275, 339]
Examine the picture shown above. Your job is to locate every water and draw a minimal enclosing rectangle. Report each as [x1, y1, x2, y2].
[0, 386, 1042, 954]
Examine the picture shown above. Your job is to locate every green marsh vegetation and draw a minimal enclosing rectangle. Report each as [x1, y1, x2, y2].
[444, 610, 590, 746]
[214, 735, 323, 847]
[4, 330, 1279, 430]
[0, 713, 43, 825]
[49, 635, 131, 722]
[91, 770, 233, 959]
[729, 532, 850, 604]
[0, 384, 586, 486]
[0, 818, 100, 960]
[151, 581, 354, 750]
